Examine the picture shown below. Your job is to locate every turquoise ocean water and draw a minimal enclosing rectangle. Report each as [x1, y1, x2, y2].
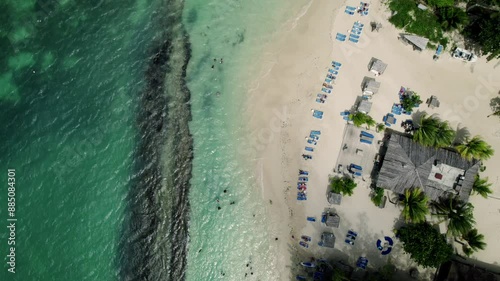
[0, 0, 305, 280]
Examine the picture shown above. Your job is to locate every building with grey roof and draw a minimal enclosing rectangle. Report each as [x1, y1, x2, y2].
[376, 133, 480, 202]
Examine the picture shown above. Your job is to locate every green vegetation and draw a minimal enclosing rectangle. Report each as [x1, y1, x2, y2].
[432, 196, 475, 237]
[463, 10, 500, 60]
[401, 92, 422, 112]
[388, 0, 500, 59]
[371, 187, 385, 207]
[388, 0, 448, 47]
[350, 112, 376, 128]
[330, 177, 357, 196]
[461, 228, 487, 255]
[397, 222, 454, 268]
[376, 123, 385, 132]
[399, 188, 429, 223]
[472, 175, 493, 198]
[413, 113, 455, 148]
[455, 135, 494, 160]
[488, 97, 500, 118]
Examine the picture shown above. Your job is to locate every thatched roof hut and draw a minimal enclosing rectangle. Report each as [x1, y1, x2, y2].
[320, 232, 336, 248]
[402, 34, 429, 51]
[363, 77, 381, 95]
[435, 260, 500, 281]
[327, 192, 342, 205]
[368, 58, 388, 75]
[376, 133, 480, 202]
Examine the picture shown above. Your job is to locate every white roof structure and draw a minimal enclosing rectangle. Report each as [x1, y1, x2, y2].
[357, 100, 373, 114]
[369, 58, 388, 75]
[363, 77, 381, 95]
[402, 34, 429, 51]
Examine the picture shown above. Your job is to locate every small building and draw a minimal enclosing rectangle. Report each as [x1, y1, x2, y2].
[324, 209, 341, 228]
[327, 192, 342, 205]
[362, 77, 381, 96]
[435, 259, 500, 281]
[427, 95, 440, 108]
[401, 34, 429, 51]
[319, 232, 336, 248]
[357, 100, 373, 114]
[368, 58, 388, 76]
[376, 133, 480, 202]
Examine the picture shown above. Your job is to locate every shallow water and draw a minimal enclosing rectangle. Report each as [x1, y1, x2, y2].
[0, 0, 306, 279]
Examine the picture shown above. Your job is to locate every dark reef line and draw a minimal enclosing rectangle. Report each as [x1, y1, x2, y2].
[118, 1, 193, 280]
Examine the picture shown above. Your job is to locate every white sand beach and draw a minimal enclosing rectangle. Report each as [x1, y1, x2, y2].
[244, 0, 500, 279]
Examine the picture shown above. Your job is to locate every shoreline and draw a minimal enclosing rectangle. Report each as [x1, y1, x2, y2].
[246, 0, 500, 277]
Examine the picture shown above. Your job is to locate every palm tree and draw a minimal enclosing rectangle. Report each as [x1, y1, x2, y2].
[455, 135, 494, 160]
[330, 177, 357, 196]
[462, 228, 486, 252]
[331, 267, 349, 281]
[434, 120, 455, 147]
[432, 196, 475, 237]
[376, 123, 385, 132]
[472, 175, 492, 198]
[350, 112, 375, 128]
[399, 188, 429, 223]
[413, 113, 440, 146]
[487, 110, 500, 118]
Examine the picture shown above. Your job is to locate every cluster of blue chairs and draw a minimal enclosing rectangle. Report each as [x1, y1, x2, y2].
[376, 236, 394, 255]
[344, 5, 356, 15]
[336, 32, 347, 42]
[356, 257, 368, 269]
[391, 103, 403, 115]
[360, 130, 374, 144]
[345, 230, 358, 245]
[349, 163, 363, 176]
[349, 22, 364, 43]
[312, 110, 323, 119]
[383, 113, 397, 127]
[340, 110, 350, 121]
[359, 2, 370, 16]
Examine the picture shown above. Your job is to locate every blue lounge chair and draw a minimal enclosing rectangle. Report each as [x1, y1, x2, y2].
[321, 213, 327, 223]
[345, 9, 355, 15]
[305, 147, 314, 152]
[336, 35, 346, 42]
[299, 241, 309, 248]
[298, 177, 308, 182]
[307, 139, 317, 145]
[361, 131, 374, 138]
[299, 170, 309, 175]
[354, 172, 362, 176]
[346, 5, 356, 10]
[336, 33, 346, 39]
[332, 61, 342, 67]
[348, 230, 358, 236]
[350, 34, 360, 39]
[385, 236, 394, 246]
[296, 275, 307, 281]
[316, 98, 325, 103]
[321, 88, 331, 93]
[340, 111, 349, 116]
[310, 130, 321, 135]
[350, 164, 363, 171]
[306, 216, 316, 222]
[324, 78, 332, 83]
[351, 30, 362, 35]
[349, 37, 359, 43]
[313, 110, 323, 119]
[345, 239, 354, 245]
[360, 139, 372, 144]
[354, 22, 364, 28]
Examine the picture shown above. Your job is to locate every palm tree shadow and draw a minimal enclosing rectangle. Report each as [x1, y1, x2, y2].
[454, 125, 470, 145]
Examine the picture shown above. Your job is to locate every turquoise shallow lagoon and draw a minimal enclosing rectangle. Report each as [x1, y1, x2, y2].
[0, 0, 303, 279]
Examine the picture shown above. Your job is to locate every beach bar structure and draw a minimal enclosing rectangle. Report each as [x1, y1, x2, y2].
[319, 232, 336, 248]
[376, 133, 480, 202]
[323, 208, 341, 228]
[362, 77, 381, 96]
[401, 34, 429, 51]
[327, 192, 342, 205]
[368, 58, 387, 76]
[357, 100, 373, 114]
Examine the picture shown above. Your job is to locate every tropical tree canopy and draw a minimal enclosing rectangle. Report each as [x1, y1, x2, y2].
[413, 114, 455, 147]
[455, 135, 494, 160]
[399, 188, 429, 223]
[432, 196, 475, 237]
[488, 97, 500, 118]
[371, 187, 385, 207]
[401, 93, 422, 112]
[330, 177, 357, 196]
[398, 222, 453, 268]
[350, 112, 376, 128]
[437, 7, 469, 30]
[472, 175, 493, 198]
[462, 228, 486, 252]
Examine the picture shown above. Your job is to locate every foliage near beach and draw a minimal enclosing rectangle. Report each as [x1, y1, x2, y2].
[388, 0, 500, 59]
[432, 196, 475, 237]
[371, 187, 385, 207]
[330, 177, 357, 196]
[472, 175, 493, 198]
[455, 135, 494, 160]
[401, 92, 422, 112]
[397, 222, 453, 268]
[399, 188, 429, 223]
[350, 112, 376, 128]
[413, 113, 455, 148]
